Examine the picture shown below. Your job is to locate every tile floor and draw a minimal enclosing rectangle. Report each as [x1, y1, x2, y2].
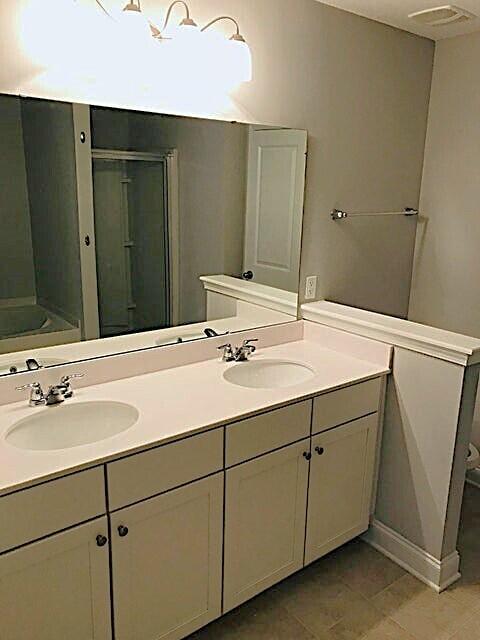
[189, 484, 480, 640]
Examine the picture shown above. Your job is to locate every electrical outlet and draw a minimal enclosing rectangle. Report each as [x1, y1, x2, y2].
[305, 276, 317, 300]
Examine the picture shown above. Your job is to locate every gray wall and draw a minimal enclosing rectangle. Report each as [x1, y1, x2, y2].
[130, 113, 247, 325]
[0, 95, 35, 300]
[180, 0, 434, 318]
[408, 32, 480, 448]
[21, 99, 83, 325]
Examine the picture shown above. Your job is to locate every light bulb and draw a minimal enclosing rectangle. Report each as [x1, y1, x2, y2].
[119, 2, 152, 40]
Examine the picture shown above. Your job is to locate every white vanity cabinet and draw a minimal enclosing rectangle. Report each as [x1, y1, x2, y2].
[0, 517, 111, 640]
[110, 473, 224, 640]
[106, 428, 225, 640]
[223, 439, 310, 612]
[305, 413, 378, 564]
[0, 375, 385, 640]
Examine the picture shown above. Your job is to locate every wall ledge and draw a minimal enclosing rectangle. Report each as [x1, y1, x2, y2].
[363, 519, 460, 593]
[301, 301, 480, 366]
[201, 275, 297, 317]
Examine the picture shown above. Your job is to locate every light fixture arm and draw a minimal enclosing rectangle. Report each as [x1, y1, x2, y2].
[201, 15, 243, 39]
[162, 0, 195, 31]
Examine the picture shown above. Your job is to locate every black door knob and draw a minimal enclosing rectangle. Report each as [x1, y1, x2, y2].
[315, 446, 325, 456]
[118, 525, 129, 537]
[96, 534, 108, 547]
[242, 270, 254, 280]
[303, 451, 312, 461]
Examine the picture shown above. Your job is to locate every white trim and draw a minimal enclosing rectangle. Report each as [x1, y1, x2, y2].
[301, 301, 480, 366]
[200, 275, 297, 317]
[166, 150, 180, 327]
[362, 519, 460, 592]
[72, 104, 100, 341]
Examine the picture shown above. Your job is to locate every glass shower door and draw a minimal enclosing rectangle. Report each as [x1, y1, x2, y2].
[92, 157, 169, 338]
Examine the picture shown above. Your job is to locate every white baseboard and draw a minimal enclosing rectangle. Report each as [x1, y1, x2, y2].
[362, 519, 460, 592]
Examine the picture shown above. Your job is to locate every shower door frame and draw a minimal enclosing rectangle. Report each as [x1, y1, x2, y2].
[90, 148, 180, 330]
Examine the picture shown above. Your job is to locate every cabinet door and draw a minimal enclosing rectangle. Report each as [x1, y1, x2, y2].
[305, 414, 378, 565]
[0, 517, 111, 640]
[223, 440, 310, 612]
[111, 473, 223, 640]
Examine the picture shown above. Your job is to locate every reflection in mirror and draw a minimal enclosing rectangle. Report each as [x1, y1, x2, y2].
[0, 94, 307, 374]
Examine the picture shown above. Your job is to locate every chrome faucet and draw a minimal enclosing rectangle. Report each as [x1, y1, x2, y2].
[16, 373, 85, 407]
[218, 339, 258, 362]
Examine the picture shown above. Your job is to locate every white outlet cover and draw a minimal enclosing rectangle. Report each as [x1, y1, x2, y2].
[305, 276, 317, 300]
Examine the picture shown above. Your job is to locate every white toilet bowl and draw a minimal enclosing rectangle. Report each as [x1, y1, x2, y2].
[467, 443, 480, 471]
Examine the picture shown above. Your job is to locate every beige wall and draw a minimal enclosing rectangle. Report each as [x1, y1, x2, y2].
[0, 95, 35, 301]
[0, 0, 434, 320]
[408, 32, 480, 447]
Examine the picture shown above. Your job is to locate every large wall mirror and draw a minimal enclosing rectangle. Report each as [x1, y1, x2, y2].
[0, 93, 307, 375]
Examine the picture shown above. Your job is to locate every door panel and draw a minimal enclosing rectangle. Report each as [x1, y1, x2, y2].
[243, 129, 307, 291]
[223, 440, 310, 612]
[0, 517, 111, 640]
[305, 415, 378, 564]
[111, 473, 223, 640]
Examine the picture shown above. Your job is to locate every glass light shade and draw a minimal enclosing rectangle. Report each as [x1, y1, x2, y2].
[227, 37, 252, 83]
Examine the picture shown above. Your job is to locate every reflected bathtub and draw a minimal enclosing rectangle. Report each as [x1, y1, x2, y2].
[0, 305, 51, 338]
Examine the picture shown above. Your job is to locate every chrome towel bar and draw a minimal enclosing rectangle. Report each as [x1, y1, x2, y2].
[331, 207, 418, 221]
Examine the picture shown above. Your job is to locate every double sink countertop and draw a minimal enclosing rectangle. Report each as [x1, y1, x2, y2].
[0, 334, 390, 497]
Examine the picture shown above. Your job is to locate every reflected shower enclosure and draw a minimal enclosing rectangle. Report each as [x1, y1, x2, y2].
[92, 152, 170, 338]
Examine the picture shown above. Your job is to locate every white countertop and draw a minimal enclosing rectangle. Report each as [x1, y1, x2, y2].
[0, 338, 389, 496]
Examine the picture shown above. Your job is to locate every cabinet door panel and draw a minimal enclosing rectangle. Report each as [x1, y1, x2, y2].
[111, 473, 223, 640]
[223, 440, 309, 612]
[305, 414, 378, 565]
[0, 517, 111, 640]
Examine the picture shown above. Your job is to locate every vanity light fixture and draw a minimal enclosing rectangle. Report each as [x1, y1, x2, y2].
[91, 0, 252, 85]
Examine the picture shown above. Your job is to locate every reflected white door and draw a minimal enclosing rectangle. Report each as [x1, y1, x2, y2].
[243, 129, 307, 292]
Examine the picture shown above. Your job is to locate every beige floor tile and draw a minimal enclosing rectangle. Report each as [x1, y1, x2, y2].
[373, 573, 475, 640]
[326, 596, 387, 640]
[360, 618, 418, 640]
[275, 567, 367, 635]
[448, 610, 480, 640]
[328, 539, 406, 599]
[189, 589, 316, 640]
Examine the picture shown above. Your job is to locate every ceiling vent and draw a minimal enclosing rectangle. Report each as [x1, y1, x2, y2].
[408, 5, 476, 26]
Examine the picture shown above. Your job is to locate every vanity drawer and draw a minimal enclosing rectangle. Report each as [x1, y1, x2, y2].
[0, 467, 106, 553]
[226, 401, 311, 467]
[107, 428, 224, 510]
[312, 378, 382, 435]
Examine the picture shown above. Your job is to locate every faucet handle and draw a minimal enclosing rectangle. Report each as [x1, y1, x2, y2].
[16, 382, 45, 406]
[16, 381, 42, 391]
[60, 373, 85, 398]
[60, 373, 85, 384]
[242, 338, 258, 353]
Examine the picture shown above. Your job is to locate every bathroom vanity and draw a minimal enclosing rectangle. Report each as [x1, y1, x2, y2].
[0, 325, 390, 640]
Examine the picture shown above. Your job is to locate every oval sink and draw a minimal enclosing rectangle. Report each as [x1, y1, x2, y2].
[6, 401, 139, 451]
[223, 359, 316, 389]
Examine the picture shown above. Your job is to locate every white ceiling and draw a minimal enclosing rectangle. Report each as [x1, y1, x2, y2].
[317, 0, 480, 39]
